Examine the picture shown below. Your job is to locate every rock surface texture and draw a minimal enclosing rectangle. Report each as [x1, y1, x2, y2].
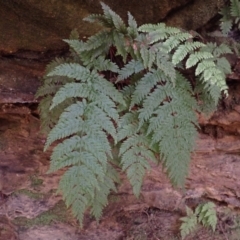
[0, 0, 224, 53]
[1, 0, 240, 239]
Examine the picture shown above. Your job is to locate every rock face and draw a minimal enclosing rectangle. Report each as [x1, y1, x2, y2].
[1, 0, 240, 238]
[0, 0, 224, 54]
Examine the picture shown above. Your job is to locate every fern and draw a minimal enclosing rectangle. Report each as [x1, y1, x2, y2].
[180, 206, 198, 239]
[180, 202, 218, 239]
[37, 2, 231, 225]
[220, 0, 240, 35]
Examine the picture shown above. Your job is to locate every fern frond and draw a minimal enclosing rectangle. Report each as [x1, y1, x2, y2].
[127, 12, 138, 38]
[83, 14, 114, 28]
[186, 51, 213, 68]
[221, 19, 233, 35]
[231, 0, 240, 17]
[35, 84, 60, 98]
[47, 63, 92, 81]
[138, 23, 166, 32]
[84, 30, 112, 51]
[139, 73, 198, 186]
[216, 57, 232, 74]
[50, 83, 92, 110]
[117, 59, 144, 81]
[38, 96, 74, 134]
[100, 2, 127, 33]
[172, 42, 205, 65]
[119, 133, 157, 196]
[196, 202, 217, 231]
[156, 51, 176, 84]
[113, 31, 128, 61]
[131, 69, 164, 107]
[63, 39, 85, 55]
[87, 56, 119, 72]
[180, 206, 198, 239]
[163, 32, 192, 52]
[48, 135, 82, 172]
[91, 73, 125, 105]
[195, 60, 216, 76]
[44, 101, 86, 150]
[91, 164, 118, 219]
[85, 105, 117, 142]
[117, 112, 139, 141]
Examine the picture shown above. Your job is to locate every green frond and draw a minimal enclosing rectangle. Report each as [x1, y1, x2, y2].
[92, 94, 119, 121]
[216, 57, 232, 74]
[35, 83, 60, 98]
[201, 42, 232, 57]
[117, 112, 139, 141]
[38, 96, 74, 134]
[213, 43, 232, 56]
[139, 74, 198, 186]
[140, 46, 156, 69]
[186, 51, 213, 68]
[156, 51, 176, 83]
[195, 79, 220, 114]
[59, 166, 99, 220]
[220, 19, 233, 35]
[195, 59, 216, 76]
[117, 59, 144, 82]
[85, 105, 117, 142]
[63, 39, 85, 55]
[117, 59, 144, 81]
[91, 74, 125, 105]
[202, 67, 227, 92]
[84, 30, 112, 51]
[113, 31, 128, 61]
[91, 164, 118, 219]
[45, 58, 67, 75]
[180, 206, 198, 238]
[48, 135, 82, 172]
[100, 2, 127, 33]
[172, 41, 205, 65]
[87, 56, 119, 72]
[47, 63, 92, 81]
[131, 69, 164, 106]
[138, 23, 166, 32]
[163, 32, 192, 52]
[50, 83, 92, 110]
[231, 0, 240, 17]
[196, 202, 217, 231]
[127, 12, 138, 38]
[119, 134, 156, 197]
[83, 14, 114, 28]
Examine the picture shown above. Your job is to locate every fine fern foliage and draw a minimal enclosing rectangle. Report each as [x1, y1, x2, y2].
[220, 0, 240, 35]
[37, 2, 231, 224]
[180, 202, 218, 239]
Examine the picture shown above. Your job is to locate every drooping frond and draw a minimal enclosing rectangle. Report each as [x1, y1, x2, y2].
[138, 73, 198, 186]
[118, 114, 157, 197]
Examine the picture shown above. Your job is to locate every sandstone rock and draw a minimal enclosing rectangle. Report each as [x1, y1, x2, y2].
[0, 0, 223, 54]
